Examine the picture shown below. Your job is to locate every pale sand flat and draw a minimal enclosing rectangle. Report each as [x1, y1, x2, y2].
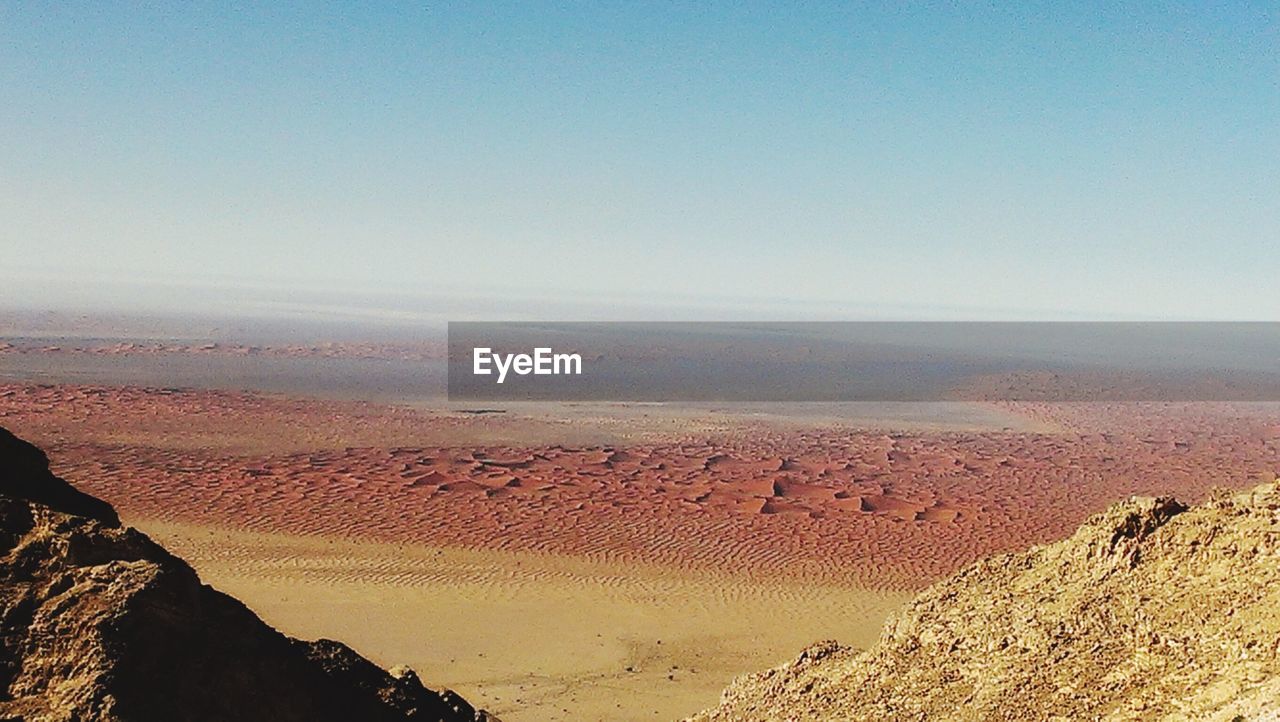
[137, 519, 908, 722]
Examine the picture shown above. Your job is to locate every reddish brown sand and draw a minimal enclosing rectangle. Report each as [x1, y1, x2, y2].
[3, 384, 1276, 590]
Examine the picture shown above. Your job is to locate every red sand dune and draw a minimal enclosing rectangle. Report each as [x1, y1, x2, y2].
[1, 384, 1277, 590]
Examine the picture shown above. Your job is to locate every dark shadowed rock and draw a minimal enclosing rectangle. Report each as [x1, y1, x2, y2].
[0, 426, 119, 525]
[0, 425, 495, 722]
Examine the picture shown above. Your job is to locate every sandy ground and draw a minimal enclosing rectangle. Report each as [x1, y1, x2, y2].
[137, 519, 907, 721]
[12, 385, 1277, 589]
[1, 373, 1276, 719]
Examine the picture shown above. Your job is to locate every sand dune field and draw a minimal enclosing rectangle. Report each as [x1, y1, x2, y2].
[0, 380, 1276, 718]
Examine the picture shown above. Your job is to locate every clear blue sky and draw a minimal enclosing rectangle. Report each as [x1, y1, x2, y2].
[1, 2, 1276, 319]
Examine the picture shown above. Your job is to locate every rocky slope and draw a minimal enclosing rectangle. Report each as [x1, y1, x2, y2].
[0, 426, 493, 722]
[692, 481, 1280, 721]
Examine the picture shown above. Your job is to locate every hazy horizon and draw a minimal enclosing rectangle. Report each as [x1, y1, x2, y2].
[5, 268, 1270, 324]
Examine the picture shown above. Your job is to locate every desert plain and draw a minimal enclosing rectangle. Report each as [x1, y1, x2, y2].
[1, 326, 1278, 720]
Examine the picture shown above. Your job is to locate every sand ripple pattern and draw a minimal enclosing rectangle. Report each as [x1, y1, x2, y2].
[3, 385, 1278, 589]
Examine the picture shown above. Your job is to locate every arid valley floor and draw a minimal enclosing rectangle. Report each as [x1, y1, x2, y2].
[2, 334, 1278, 720]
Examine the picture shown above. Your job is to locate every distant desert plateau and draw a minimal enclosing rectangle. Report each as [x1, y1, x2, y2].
[1, 330, 1278, 720]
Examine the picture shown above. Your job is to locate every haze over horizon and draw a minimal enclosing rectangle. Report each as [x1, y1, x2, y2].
[3, 3, 1277, 320]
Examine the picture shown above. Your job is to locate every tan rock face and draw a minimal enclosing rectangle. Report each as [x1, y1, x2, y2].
[0, 427, 495, 722]
[691, 481, 1280, 721]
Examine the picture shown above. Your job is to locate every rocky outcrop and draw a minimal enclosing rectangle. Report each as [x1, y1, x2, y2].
[692, 481, 1280, 721]
[0, 428, 118, 525]
[0, 426, 493, 722]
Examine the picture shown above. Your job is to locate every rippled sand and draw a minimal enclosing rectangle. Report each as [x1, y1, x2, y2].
[139, 521, 908, 721]
[2, 382, 1277, 719]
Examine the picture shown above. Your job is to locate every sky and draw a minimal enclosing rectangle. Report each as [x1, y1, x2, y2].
[1, 2, 1277, 320]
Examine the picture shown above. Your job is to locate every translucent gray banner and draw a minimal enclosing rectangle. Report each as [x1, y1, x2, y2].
[447, 322, 1280, 401]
